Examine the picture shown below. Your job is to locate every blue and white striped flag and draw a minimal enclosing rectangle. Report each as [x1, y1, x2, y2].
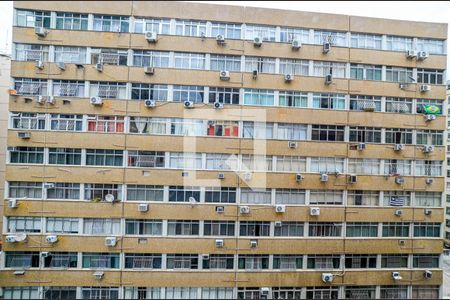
[389, 196, 404, 206]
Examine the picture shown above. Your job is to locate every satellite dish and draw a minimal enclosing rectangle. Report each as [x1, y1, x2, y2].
[15, 233, 27, 242]
[188, 197, 197, 205]
[104, 194, 115, 202]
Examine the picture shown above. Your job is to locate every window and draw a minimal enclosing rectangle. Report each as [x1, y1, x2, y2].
[386, 35, 413, 51]
[7, 216, 41, 233]
[273, 255, 303, 269]
[346, 222, 378, 237]
[245, 24, 276, 41]
[134, 18, 170, 34]
[349, 127, 382, 143]
[81, 287, 119, 300]
[175, 20, 206, 37]
[238, 288, 263, 300]
[82, 253, 120, 269]
[204, 187, 236, 203]
[345, 255, 377, 268]
[272, 288, 303, 300]
[414, 192, 441, 207]
[16, 9, 50, 28]
[129, 117, 167, 135]
[125, 219, 163, 235]
[276, 156, 306, 173]
[413, 254, 440, 268]
[169, 152, 202, 170]
[55, 13, 88, 30]
[351, 33, 382, 49]
[416, 130, 443, 145]
[382, 222, 410, 237]
[9, 147, 44, 164]
[381, 254, 408, 268]
[240, 188, 272, 204]
[87, 115, 125, 133]
[170, 118, 204, 136]
[166, 254, 199, 269]
[133, 50, 170, 68]
[207, 120, 239, 137]
[308, 222, 342, 237]
[306, 288, 339, 300]
[345, 286, 376, 299]
[277, 123, 307, 141]
[48, 148, 82, 165]
[348, 158, 380, 175]
[307, 255, 340, 269]
[417, 69, 444, 84]
[275, 189, 305, 205]
[93, 15, 129, 32]
[127, 185, 164, 202]
[203, 255, 234, 270]
[11, 112, 46, 130]
[205, 153, 238, 171]
[128, 151, 165, 168]
[278, 91, 307, 108]
[238, 255, 270, 269]
[5, 251, 40, 268]
[310, 190, 343, 205]
[15, 43, 49, 61]
[417, 38, 445, 54]
[46, 183, 80, 200]
[83, 218, 121, 235]
[14, 78, 47, 96]
[243, 121, 274, 139]
[211, 22, 241, 39]
[173, 85, 204, 103]
[416, 99, 443, 115]
[415, 160, 442, 176]
[245, 56, 276, 73]
[3, 287, 39, 300]
[165, 288, 198, 299]
[239, 221, 270, 236]
[280, 27, 309, 43]
[312, 93, 346, 110]
[124, 254, 162, 269]
[279, 59, 309, 75]
[385, 97, 413, 113]
[43, 252, 78, 268]
[310, 157, 345, 173]
[84, 184, 122, 201]
[202, 287, 234, 299]
[313, 61, 346, 78]
[91, 48, 128, 66]
[241, 155, 273, 172]
[349, 95, 382, 112]
[386, 66, 414, 83]
[350, 64, 382, 80]
[86, 149, 123, 166]
[311, 125, 345, 141]
[412, 286, 439, 299]
[53, 80, 85, 97]
[54, 46, 86, 64]
[46, 218, 79, 233]
[383, 191, 411, 207]
[208, 87, 240, 104]
[43, 287, 77, 300]
[9, 182, 42, 199]
[385, 128, 413, 144]
[204, 221, 235, 236]
[174, 52, 205, 70]
[210, 54, 241, 72]
[414, 222, 440, 237]
[89, 82, 127, 99]
[314, 30, 347, 46]
[167, 220, 200, 236]
[347, 191, 379, 206]
[274, 222, 304, 236]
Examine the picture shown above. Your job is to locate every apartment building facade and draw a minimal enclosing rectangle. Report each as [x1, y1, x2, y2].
[0, 1, 447, 299]
[446, 81, 450, 248]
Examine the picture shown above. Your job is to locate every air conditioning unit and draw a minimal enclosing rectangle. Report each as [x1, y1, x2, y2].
[36, 95, 45, 104]
[253, 36, 262, 47]
[295, 173, 304, 182]
[218, 173, 225, 179]
[240, 206, 250, 214]
[144, 99, 156, 108]
[417, 51, 429, 60]
[420, 84, 431, 92]
[284, 74, 294, 82]
[425, 114, 436, 121]
[395, 177, 404, 185]
[291, 39, 301, 49]
[57, 61, 65, 70]
[394, 144, 405, 151]
[35, 60, 44, 69]
[104, 194, 116, 203]
[41, 252, 50, 258]
[424, 208, 432, 215]
[144, 66, 155, 75]
[189, 197, 197, 206]
[5, 235, 18, 243]
[425, 178, 434, 185]
[252, 70, 258, 79]
[8, 199, 18, 209]
[43, 183, 55, 189]
[320, 173, 329, 182]
[392, 271, 402, 280]
[47, 96, 55, 105]
[17, 132, 31, 139]
[275, 205, 286, 213]
[46, 235, 58, 244]
[95, 63, 103, 72]
[394, 209, 403, 216]
[325, 74, 332, 85]
[398, 240, 406, 246]
[216, 206, 225, 214]
[105, 237, 117, 247]
[145, 31, 158, 43]
[424, 270, 433, 279]
[244, 172, 252, 181]
[260, 287, 270, 296]
[274, 221, 282, 227]
[288, 141, 297, 149]
[323, 42, 331, 53]
[357, 143, 366, 151]
[214, 101, 224, 109]
[138, 203, 149, 212]
[322, 273, 334, 283]
[90, 96, 103, 106]
[348, 174, 358, 184]
[216, 34, 225, 45]
[184, 100, 194, 108]
[250, 240, 258, 248]
[35, 27, 47, 37]
[422, 145, 434, 153]
[5, 234, 27, 243]
[220, 70, 230, 81]
[215, 239, 224, 247]
[310, 207, 321, 216]
[202, 254, 210, 260]
[93, 271, 104, 280]
[406, 50, 418, 59]
[399, 83, 408, 90]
